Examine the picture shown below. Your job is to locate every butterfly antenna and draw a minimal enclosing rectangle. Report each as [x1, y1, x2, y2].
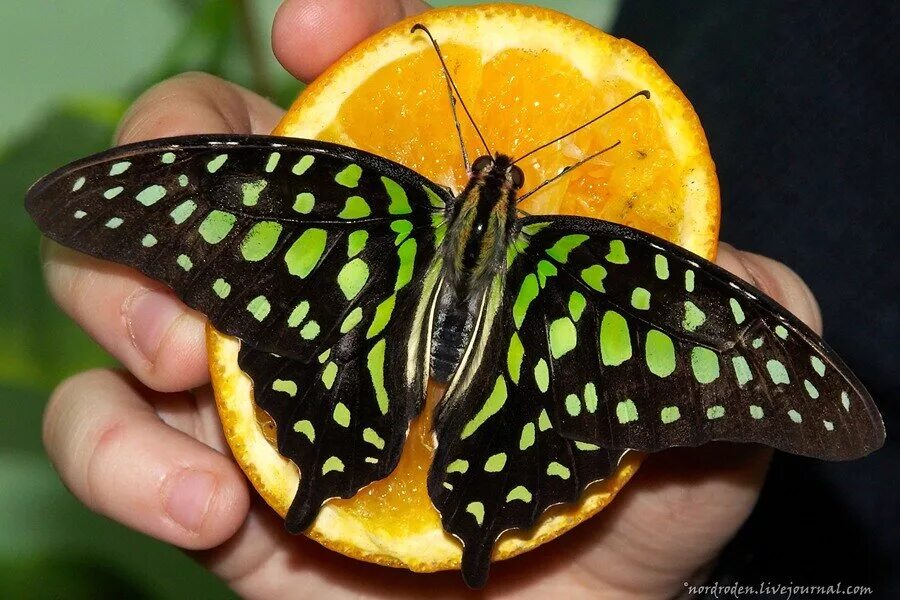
[517, 140, 621, 203]
[412, 24, 492, 162]
[512, 90, 650, 166]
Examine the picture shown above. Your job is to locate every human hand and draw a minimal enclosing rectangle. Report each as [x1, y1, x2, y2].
[40, 1, 824, 597]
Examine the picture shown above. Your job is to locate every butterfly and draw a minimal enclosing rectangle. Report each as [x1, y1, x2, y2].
[25, 29, 884, 589]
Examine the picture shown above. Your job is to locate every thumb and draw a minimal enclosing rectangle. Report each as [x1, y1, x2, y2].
[715, 242, 823, 334]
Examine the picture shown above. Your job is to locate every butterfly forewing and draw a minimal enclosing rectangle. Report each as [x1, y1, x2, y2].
[25, 133, 454, 529]
[26, 134, 449, 363]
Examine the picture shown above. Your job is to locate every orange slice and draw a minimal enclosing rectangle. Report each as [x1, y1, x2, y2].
[210, 3, 719, 574]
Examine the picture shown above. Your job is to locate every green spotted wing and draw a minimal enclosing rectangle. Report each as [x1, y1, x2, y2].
[25, 133, 452, 530]
[429, 215, 884, 587]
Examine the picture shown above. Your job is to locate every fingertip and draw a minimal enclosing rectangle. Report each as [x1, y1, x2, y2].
[44, 370, 249, 549]
[273, 0, 429, 82]
[716, 243, 824, 333]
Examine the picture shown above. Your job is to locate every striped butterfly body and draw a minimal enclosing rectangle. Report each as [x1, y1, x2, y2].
[27, 132, 884, 587]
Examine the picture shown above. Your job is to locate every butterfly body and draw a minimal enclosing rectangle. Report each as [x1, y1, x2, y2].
[431, 153, 521, 382]
[26, 133, 884, 588]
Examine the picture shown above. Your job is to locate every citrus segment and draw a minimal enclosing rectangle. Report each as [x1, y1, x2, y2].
[211, 3, 718, 573]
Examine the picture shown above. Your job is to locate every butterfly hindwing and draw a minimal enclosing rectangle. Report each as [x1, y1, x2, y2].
[26, 133, 454, 529]
[428, 215, 884, 586]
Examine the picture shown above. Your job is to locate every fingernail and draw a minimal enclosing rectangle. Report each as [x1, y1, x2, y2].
[165, 470, 217, 534]
[124, 288, 183, 363]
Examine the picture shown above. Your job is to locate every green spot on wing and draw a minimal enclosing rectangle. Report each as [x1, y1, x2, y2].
[300, 320, 320, 340]
[654, 254, 669, 280]
[422, 184, 446, 208]
[335, 163, 362, 188]
[788, 409, 803, 423]
[285, 228, 327, 277]
[661, 406, 681, 423]
[136, 185, 166, 206]
[729, 298, 745, 324]
[169, 199, 197, 224]
[322, 456, 345, 475]
[461, 376, 507, 439]
[549, 317, 577, 359]
[366, 294, 396, 339]
[340, 307, 363, 333]
[141, 234, 157, 247]
[580, 264, 608, 292]
[292, 154, 314, 175]
[347, 230, 368, 258]
[265, 152, 280, 172]
[338, 195, 371, 219]
[600, 310, 632, 366]
[241, 221, 282, 261]
[363, 428, 385, 450]
[161, 152, 175, 164]
[683, 300, 706, 331]
[685, 269, 695, 292]
[645, 330, 675, 377]
[332, 401, 350, 426]
[293, 420, 315, 442]
[605, 239, 629, 264]
[395, 239, 417, 291]
[241, 180, 268, 207]
[584, 382, 598, 413]
[538, 408, 552, 431]
[446, 459, 468, 474]
[109, 161, 131, 176]
[766, 359, 790, 385]
[732, 356, 753, 387]
[545, 234, 588, 263]
[811, 356, 826, 377]
[206, 154, 227, 173]
[507, 332, 524, 383]
[103, 186, 123, 199]
[616, 399, 638, 424]
[534, 359, 550, 393]
[466, 502, 485, 525]
[749, 405, 764, 419]
[246, 295, 271, 321]
[631, 287, 651, 310]
[519, 423, 535, 450]
[506, 486, 532, 503]
[484, 453, 507, 472]
[176, 254, 192, 271]
[707, 405, 725, 419]
[293, 192, 315, 214]
[337, 258, 369, 300]
[512, 274, 539, 329]
[775, 325, 789, 339]
[546, 462, 571, 479]
[272, 379, 297, 397]
[382, 176, 412, 214]
[287, 301, 310, 327]
[804, 379, 819, 399]
[212, 278, 231, 299]
[535, 259, 558, 288]
[198, 210, 236, 244]
[565, 394, 581, 416]
[367, 339, 389, 415]
[691, 347, 720, 384]
[568, 291, 586, 322]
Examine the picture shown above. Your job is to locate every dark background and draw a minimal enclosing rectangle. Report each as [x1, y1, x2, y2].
[616, 1, 898, 596]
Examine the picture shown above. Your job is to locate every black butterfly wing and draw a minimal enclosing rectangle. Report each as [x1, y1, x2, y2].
[26, 133, 453, 529]
[429, 216, 884, 587]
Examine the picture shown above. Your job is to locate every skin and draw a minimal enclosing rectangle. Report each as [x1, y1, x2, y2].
[39, 1, 825, 597]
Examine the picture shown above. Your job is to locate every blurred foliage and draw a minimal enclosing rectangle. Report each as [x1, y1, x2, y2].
[0, 1, 616, 597]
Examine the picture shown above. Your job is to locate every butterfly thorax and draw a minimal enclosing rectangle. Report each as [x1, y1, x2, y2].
[431, 154, 521, 382]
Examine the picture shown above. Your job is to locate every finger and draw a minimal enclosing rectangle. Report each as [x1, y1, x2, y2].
[43, 369, 249, 549]
[116, 71, 284, 143]
[715, 242, 823, 333]
[273, 0, 431, 82]
[42, 73, 284, 393]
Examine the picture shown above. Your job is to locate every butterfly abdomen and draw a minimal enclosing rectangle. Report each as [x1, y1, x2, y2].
[430, 285, 480, 383]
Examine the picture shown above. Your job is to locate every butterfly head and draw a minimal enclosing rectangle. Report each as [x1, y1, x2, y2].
[470, 154, 525, 192]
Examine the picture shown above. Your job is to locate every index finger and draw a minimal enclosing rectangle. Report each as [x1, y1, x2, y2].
[42, 73, 283, 393]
